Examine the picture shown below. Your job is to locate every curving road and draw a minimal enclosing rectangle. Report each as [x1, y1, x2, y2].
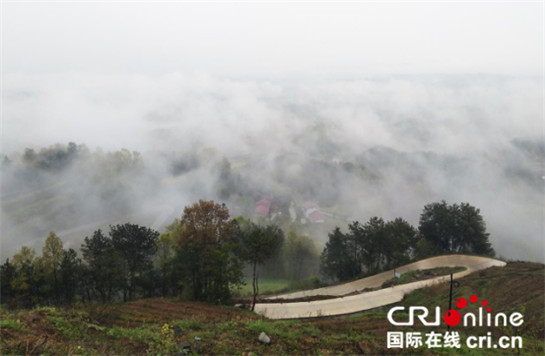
[254, 255, 506, 319]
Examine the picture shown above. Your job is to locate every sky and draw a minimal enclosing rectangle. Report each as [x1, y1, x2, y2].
[2, 2, 543, 79]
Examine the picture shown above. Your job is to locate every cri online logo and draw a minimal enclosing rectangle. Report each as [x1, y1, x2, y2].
[388, 294, 524, 327]
[444, 294, 488, 326]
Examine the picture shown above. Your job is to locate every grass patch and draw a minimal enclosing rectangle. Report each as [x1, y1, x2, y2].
[382, 267, 466, 288]
[246, 320, 276, 335]
[34, 306, 59, 314]
[106, 325, 159, 343]
[235, 278, 292, 296]
[246, 319, 300, 340]
[0, 319, 25, 331]
[172, 319, 204, 331]
[47, 316, 88, 340]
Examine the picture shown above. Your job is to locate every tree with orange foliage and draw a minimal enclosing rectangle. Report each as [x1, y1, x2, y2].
[175, 200, 243, 303]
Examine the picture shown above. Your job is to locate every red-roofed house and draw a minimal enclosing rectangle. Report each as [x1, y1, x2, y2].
[302, 201, 325, 223]
[255, 198, 272, 217]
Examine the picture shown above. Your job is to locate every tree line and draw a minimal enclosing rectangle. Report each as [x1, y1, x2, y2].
[1, 200, 494, 309]
[0, 201, 315, 309]
[320, 201, 494, 281]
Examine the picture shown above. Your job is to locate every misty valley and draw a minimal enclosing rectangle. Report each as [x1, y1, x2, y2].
[1, 133, 543, 264]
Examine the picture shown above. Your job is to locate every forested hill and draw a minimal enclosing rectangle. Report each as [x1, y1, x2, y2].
[1, 137, 543, 262]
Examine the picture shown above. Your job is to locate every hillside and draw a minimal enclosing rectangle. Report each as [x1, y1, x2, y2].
[1, 261, 543, 355]
[2, 136, 544, 263]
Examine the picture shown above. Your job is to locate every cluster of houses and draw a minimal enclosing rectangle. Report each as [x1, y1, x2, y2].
[254, 197, 325, 224]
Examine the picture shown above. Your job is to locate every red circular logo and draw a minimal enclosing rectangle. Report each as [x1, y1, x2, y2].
[444, 309, 461, 326]
[456, 297, 467, 309]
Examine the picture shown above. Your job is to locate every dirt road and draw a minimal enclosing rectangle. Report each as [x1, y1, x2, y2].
[254, 255, 506, 319]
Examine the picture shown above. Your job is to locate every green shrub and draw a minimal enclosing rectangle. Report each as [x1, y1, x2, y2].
[0, 319, 24, 330]
[148, 323, 178, 355]
[173, 319, 204, 331]
[246, 320, 275, 335]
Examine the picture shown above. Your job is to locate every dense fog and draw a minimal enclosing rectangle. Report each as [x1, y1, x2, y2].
[2, 73, 543, 262]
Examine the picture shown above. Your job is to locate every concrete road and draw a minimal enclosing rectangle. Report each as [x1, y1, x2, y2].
[254, 255, 506, 319]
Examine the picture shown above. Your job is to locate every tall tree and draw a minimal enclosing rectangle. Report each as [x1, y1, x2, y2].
[155, 222, 180, 297]
[419, 201, 494, 256]
[81, 229, 124, 303]
[59, 248, 81, 304]
[383, 218, 419, 268]
[10, 246, 42, 307]
[110, 223, 159, 301]
[353, 218, 388, 274]
[455, 203, 494, 255]
[320, 227, 361, 281]
[175, 200, 243, 303]
[283, 231, 319, 281]
[0, 259, 15, 306]
[236, 219, 284, 310]
[419, 201, 458, 253]
[41, 231, 64, 303]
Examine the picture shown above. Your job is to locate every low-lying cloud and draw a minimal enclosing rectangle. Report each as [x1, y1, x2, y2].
[2, 73, 543, 262]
